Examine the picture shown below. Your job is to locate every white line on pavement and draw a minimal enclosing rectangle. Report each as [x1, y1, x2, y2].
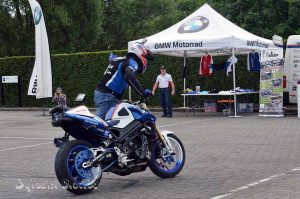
[0, 142, 52, 152]
[210, 168, 300, 199]
[0, 137, 52, 140]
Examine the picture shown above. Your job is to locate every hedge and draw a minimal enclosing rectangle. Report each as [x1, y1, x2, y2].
[0, 50, 260, 108]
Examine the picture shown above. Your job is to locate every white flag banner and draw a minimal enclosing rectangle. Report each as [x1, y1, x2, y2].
[27, 0, 52, 98]
[27, 65, 37, 95]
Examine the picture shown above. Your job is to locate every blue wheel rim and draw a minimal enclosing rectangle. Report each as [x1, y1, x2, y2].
[153, 137, 184, 173]
[67, 145, 101, 186]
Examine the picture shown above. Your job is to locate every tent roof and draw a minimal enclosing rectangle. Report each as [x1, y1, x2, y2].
[128, 3, 281, 57]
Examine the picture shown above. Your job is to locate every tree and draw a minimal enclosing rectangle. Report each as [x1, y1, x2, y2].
[1, 0, 300, 57]
[208, 0, 298, 39]
[0, 0, 102, 56]
[99, 0, 177, 50]
[0, 0, 34, 56]
[40, 0, 102, 53]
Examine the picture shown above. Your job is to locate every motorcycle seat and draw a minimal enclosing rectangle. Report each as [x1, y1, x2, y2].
[106, 120, 120, 127]
[66, 106, 95, 117]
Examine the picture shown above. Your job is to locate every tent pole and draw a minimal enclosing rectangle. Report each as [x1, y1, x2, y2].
[232, 47, 237, 117]
[183, 51, 187, 108]
[229, 47, 242, 118]
[184, 78, 186, 107]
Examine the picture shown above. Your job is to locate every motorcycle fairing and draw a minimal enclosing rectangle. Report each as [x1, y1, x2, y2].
[107, 102, 156, 129]
[64, 106, 110, 138]
[128, 106, 156, 122]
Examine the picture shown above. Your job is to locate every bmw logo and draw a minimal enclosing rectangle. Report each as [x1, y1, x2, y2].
[34, 6, 42, 25]
[178, 16, 209, 34]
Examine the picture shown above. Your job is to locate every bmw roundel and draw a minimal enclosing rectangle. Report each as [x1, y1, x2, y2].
[178, 16, 209, 34]
[34, 6, 42, 25]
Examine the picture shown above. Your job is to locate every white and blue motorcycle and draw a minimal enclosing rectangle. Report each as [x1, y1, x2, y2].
[50, 97, 185, 194]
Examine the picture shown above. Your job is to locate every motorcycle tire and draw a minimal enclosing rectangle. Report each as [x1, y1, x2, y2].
[55, 140, 102, 194]
[149, 134, 185, 178]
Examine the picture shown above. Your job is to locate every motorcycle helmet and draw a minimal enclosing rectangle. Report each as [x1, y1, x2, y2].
[128, 39, 154, 73]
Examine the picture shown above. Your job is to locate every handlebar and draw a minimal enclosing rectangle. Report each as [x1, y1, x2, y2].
[122, 95, 151, 105]
[138, 94, 152, 104]
[122, 96, 151, 112]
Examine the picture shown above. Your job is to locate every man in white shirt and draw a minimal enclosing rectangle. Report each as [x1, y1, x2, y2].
[152, 66, 175, 118]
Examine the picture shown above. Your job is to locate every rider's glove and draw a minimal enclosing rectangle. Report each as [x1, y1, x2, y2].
[143, 89, 152, 98]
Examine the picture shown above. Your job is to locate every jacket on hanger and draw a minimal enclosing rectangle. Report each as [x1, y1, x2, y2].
[247, 51, 261, 72]
[199, 54, 213, 76]
[224, 56, 238, 76]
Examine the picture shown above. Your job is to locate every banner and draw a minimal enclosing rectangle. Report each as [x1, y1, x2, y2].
[27, 0, 52, 98]
[259, 48, 284, 117]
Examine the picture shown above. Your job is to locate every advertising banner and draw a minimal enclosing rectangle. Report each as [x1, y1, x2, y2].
[259, 48, 284, 117]
[27, 0, 52, 98]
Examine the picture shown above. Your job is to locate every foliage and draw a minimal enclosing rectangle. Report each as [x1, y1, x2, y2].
[207, 0, 300, 39]
[0, 51, 259, 107]
[1, 0, 300, 57]
[0, 0, 102, 56]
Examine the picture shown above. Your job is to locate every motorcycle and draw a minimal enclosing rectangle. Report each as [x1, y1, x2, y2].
[50, 97, 185, 194]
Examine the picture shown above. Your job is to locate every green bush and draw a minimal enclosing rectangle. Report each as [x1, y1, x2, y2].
[0, 51, 259, 108]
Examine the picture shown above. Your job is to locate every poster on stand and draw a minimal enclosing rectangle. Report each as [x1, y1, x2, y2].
[259, 48, 284, 117]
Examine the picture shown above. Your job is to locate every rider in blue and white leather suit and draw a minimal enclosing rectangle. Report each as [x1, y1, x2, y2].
[94, 41, 154, 118]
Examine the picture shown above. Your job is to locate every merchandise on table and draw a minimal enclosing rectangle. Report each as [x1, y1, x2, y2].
[185, 88, 194, 93]
[184, 87, 256, 95]
[209, 88, 219, 93]
[229, 87, 256, 93]
[218, 91, 232, 94]
[185, 90, 209, 94]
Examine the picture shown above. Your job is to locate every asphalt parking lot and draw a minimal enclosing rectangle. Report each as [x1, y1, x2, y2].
[1, 111, 300, 199]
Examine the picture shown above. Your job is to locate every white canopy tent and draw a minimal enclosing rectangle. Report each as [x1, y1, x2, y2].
[129, 3, 281, 117]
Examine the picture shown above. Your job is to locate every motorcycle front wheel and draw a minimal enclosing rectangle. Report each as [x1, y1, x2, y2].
[54, 140, 102, 194]
[149, 134, 185, 178]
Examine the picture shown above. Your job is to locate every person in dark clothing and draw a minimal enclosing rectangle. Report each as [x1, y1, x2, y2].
[152, 66, 175, 118]
[94, 40, 154, 118]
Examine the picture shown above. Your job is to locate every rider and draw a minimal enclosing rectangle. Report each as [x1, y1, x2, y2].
[94, 40, 154, 118]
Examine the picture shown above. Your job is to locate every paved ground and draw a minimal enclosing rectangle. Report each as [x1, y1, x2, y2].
[1, 111, 300, 199]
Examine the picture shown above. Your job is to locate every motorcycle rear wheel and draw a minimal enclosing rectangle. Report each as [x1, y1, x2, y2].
[55, 140, 102, 194]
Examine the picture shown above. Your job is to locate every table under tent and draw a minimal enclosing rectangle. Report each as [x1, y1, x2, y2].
[129, 3, 282, 117]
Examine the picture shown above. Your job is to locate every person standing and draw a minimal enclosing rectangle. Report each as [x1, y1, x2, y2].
[52, 87, 67, 107]
[152, 66, 175, 118]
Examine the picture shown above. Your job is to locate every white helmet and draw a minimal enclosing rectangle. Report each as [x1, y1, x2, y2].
[128, 39, 153, 73]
